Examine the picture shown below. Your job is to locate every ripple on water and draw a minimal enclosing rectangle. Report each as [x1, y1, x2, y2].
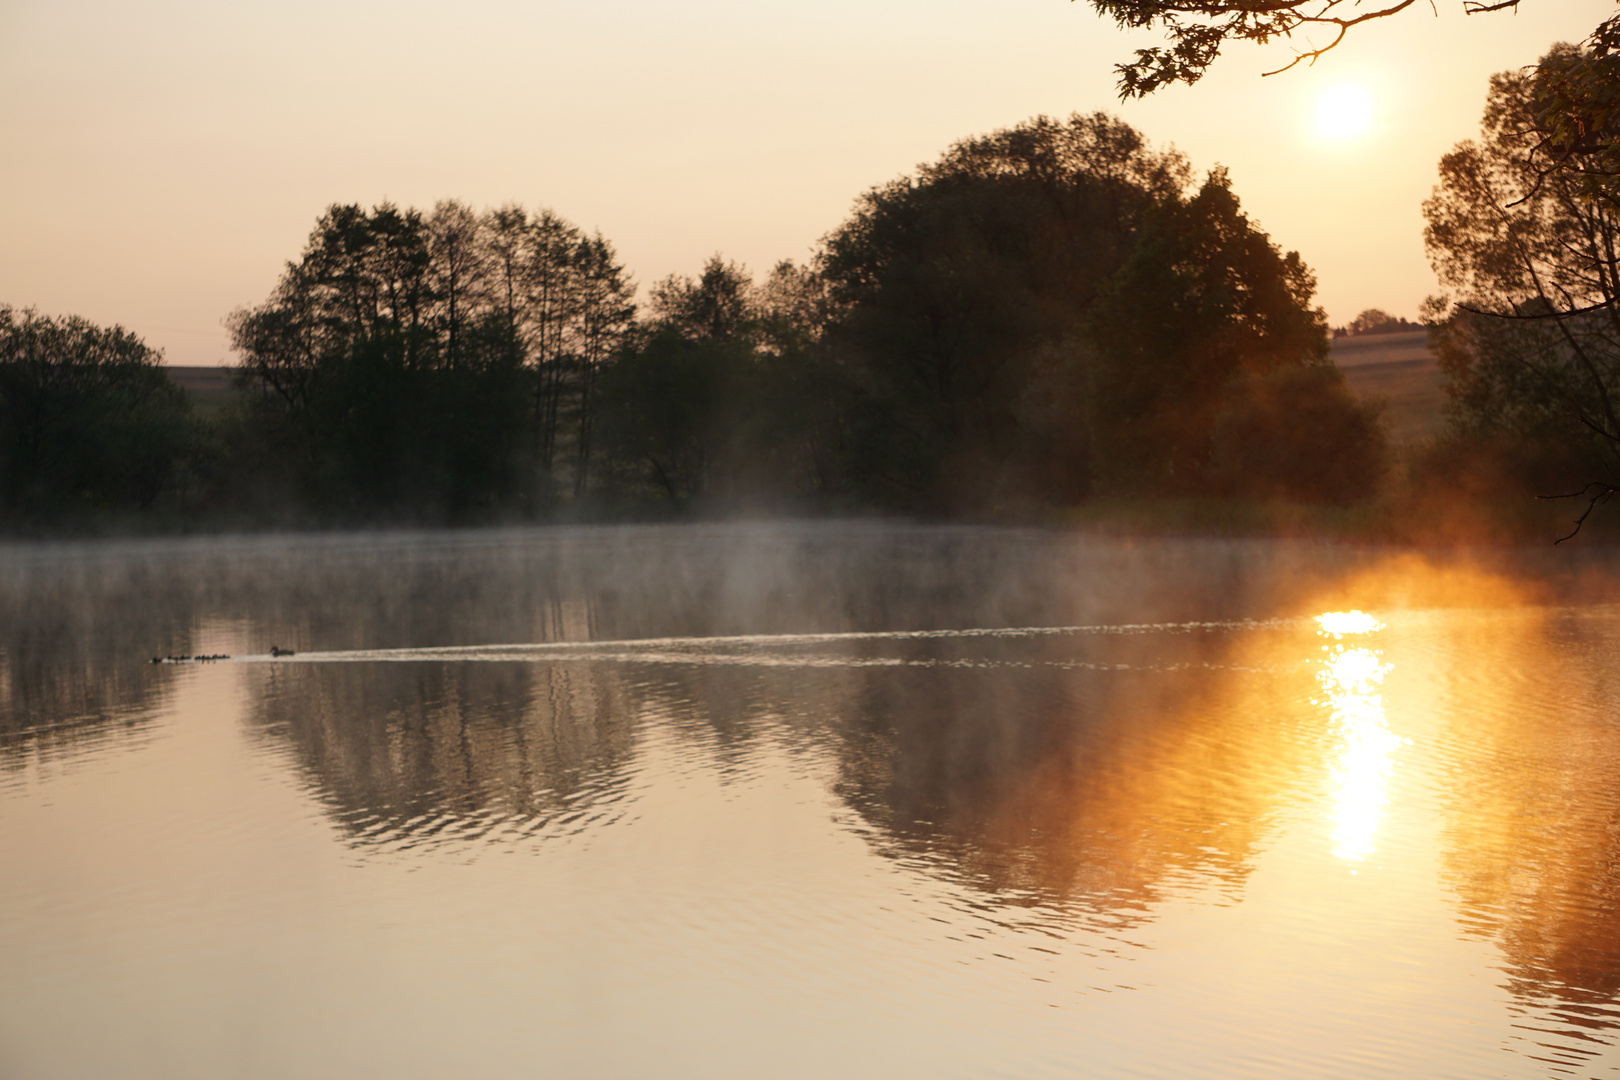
[6, 536, 1620, 1079]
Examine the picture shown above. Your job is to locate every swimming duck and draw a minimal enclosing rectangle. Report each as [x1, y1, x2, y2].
[270, 645, 295, 657]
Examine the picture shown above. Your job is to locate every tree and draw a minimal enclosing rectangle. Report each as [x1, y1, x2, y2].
[520, 209, 586, 484]
[229, 203, 533, 516]
[1515, 16, 1620, 212]
[1344, 309, 1418, 336]
[0, 305, 196, 517]
[427, 200, 490, 367]
[229, 200, 639, 517]
[818, 113, 1190, 511]
[816, 112, 1379, 511]
[568, 233, 637, 498]
[1089, 0, 1609, 98]
[1423, 46, 1620, 532]
[648, 256, 755, 345]
[1085, 168, 1380, 500]
[483, 203, 530, 338]
[595, 256, 826, 505]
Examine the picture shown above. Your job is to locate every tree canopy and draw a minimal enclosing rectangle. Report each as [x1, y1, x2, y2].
[595, 257, 832, 505]
[0, 306, 195, 520]
[1424, 48, 1620, 446]
[1423, 45, 1620, 534]
[227, 200, 634, 517]
[819, 113, 1383, 511]
[1342, 309, 1420, 336]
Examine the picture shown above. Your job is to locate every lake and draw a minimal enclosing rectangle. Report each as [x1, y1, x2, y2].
[2, 524, 1618, 1079]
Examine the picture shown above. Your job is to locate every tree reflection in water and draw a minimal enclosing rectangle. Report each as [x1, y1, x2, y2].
[1426, 606, 1620, 1068]
[243, 660, 640, 846]
[241, 619, 1332, 919]
[6, 529, 1620, 1075]
[237, 593, 1620, 1070]
[0, 544, 197, 765]
[825, 630, 1312, 914]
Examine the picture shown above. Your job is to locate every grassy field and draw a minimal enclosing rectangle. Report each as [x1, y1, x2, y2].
[167, 365, 238, 414]
[1331, 330, 1448, 447]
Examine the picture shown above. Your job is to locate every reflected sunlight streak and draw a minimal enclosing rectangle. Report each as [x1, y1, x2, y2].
[1315, 612, 1399, 863]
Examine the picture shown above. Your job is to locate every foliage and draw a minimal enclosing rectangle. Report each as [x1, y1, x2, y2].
[817, 114, 1188, 511]
[1083, 169, 1354, 493]
[1342, 309, 1421, 336]
[1423, 47, 1620, 477]
[817, 113, 1380, 511]
[227, 201, 634, 517]
[35, 108, 1397, 530]
[1525, 16, 1620, 211]
[0, 305, 197, 518]
[594, 257, 830, 504]
[1089, 0, 1612, 100]
[1207, 365, 1385, 503]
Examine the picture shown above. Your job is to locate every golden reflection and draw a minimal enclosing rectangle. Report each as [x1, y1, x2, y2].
[824, 623, 1332, 918]
[1316, 609, 1381, 636]
[1314, 611, 1399, 863]
[1430, 605, 1620, 1016]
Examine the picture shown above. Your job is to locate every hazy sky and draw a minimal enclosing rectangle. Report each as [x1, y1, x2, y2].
[2, 0, 1613, 366]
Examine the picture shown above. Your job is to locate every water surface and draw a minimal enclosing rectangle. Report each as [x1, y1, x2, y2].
[2, 525, 1618, 1078]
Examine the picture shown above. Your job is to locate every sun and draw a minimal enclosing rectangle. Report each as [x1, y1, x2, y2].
[1312, 84, 1373, 142]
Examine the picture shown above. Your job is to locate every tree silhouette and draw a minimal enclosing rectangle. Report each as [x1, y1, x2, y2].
[1091, 0, 1587, 96]
[595, 257, 827, 505]
[817, 113, 1380, 511]
[0, 305, 196, 518]
[1086, 168, 1380, 500]
[818, 113, 1189, 511]
[1423, 47, 1620, 534]
[1344, 309, 1418, 336]
[228, 201, 633, 518]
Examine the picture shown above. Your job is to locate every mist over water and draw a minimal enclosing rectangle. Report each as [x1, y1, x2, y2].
[2, 524, 1619, 1078]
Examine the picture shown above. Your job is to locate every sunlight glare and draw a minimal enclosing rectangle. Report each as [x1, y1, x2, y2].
[1312, 84, 1373, 142]
[1316, 610, 1382, 636]
[1315, 612, 1399, 863]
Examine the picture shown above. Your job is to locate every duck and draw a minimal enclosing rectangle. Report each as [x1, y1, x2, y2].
[270, 645, 296, 657]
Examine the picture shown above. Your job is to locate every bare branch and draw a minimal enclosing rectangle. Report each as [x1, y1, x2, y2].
[1539, 481, 1620, 542]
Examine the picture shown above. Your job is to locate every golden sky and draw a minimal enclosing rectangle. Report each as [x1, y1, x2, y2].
[1, 0, 1613, 366]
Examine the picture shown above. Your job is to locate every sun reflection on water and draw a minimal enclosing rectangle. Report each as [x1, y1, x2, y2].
[1314, 611, 1401, 863]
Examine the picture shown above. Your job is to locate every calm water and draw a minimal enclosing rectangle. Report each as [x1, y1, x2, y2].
[3, 524, 1619, 1079]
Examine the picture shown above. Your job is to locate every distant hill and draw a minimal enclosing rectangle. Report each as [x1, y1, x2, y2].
[1330, 330, 1447, 446]
[1329, 329, 1431, 367]
[166, 366, 232, 393]
[165, 365, 237, 412]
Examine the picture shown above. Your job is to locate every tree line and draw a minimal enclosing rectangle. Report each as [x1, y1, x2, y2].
[1332, 310, 1423, 338]
[5, 111, 1403, 528]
